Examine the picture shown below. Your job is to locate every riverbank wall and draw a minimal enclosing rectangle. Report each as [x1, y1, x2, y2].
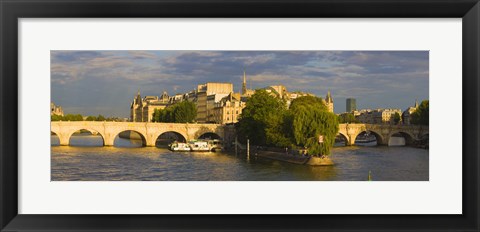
[255, 151, 334, 166]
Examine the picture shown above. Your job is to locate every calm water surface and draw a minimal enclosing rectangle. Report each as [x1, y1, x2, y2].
[51, 135, 429, 181]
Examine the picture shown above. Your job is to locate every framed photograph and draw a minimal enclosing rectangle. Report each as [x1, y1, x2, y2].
[1, 0, 479, 231]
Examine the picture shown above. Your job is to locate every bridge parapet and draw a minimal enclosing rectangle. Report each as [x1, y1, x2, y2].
[51, 121, 226, 147]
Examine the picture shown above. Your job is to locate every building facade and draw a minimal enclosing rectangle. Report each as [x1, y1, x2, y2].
[196, 82, 233, 123]
[213, 92, 246, 124]
[51, 102, 64, 116]
[130, 91, 170, 122]
[346, 98, 357, 112]
[402, 99, 419, 125]
[355, 108, 402, 125]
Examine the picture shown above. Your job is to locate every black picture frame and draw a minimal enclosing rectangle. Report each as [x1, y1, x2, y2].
[1, 0, 479, 231]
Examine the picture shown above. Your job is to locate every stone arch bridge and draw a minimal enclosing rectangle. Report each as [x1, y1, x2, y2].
[51, 121, 227, 146]
[338, 123, 429, 146]
[52, 122, 428, 147]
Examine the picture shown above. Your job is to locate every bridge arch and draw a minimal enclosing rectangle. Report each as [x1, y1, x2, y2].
[353, 130, 384, 145]
[155, 131, 188, 147]
[194, 126, 223, 140]
[113, 130, 147, 147]
[68, 128, 105, 146]
[198, 132, 222, 140]
[51, 131, 60, 146]
[335, 132, 349, 146]
[389, 131, 415, 146]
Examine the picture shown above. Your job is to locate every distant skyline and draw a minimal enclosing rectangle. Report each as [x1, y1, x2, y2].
[51, 50, 429, 117]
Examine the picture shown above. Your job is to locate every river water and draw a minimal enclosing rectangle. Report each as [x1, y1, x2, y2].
[51, 135, 429, 181]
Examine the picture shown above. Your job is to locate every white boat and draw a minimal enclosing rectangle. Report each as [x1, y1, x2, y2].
[169, 142, 191, 152]
[206, 139, 223, 152]
[188, 140, 211, 152]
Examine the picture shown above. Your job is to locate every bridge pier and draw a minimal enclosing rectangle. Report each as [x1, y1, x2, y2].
[58, 134, 70, 146]
[104, 135, 115, 146]
[146, 137, 156, 147]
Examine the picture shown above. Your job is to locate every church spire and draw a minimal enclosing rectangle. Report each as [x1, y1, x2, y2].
[415, 98, 419, 108]
[325, 90, 334, 113]
[326, 90, 333, 103]
[242, 69, 247, 95]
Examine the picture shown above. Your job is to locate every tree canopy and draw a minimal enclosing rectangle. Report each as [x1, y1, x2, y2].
[338, 113, 358, 124]
[152, 101, 197, 123]
[52, 114, 122, 122]
[236, 89, 290, 147]
[51, 114, 83, 121]
[85, 115, 107, 121]
[236, 93, 339, 156]
[289, 96, 339, 156]
[411, 100, 429, 126]
[393, 112, 401, 125]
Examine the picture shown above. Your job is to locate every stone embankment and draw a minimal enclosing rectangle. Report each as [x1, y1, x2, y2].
[255, 150, 334, 166]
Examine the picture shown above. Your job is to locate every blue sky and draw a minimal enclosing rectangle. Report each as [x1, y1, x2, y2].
[51, 50, 429, 117]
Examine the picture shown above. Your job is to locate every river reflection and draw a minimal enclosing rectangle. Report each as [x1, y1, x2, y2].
[51, 135, 428, 181]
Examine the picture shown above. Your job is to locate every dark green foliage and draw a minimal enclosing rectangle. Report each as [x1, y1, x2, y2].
[289, 95, 327, 112]
[85, 116, 96, 121]
[236, 89, 291, 147]
[152, 101, 197, 123]
[96, 115, 106, 121]
[289, 96, 339, 156]
[411, 100, 429, 126]
[338, 113, 358, 123]
[53, 114, 122, 122]
[51, 114, 63, 121]
[51, 114, 84, 121]
[236, 93, 339, 156]
[174, 101, 197, 123]
[393, 112, 401, 125]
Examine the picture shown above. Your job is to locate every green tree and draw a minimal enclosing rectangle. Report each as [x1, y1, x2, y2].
[411, 100, 429, 125]
[289, 96, 339, 156]
[151, 101, 197, 123]
[51, 114, 63, 121]
[152, 109, 161, 122]
[62, 114, 83, 121]
[236, 89, 290, 146]
[173, 101, 197, 123]
[338, 113, 357, 123]
[96, 115, 106, 121]
[393, 112, 401, 125]
[86, 116, 97, 121]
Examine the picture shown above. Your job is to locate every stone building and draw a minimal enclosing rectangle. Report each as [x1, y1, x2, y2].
[264, 85, 287, 99]
[130, 91, 170, 122]
[206, 93, 230, 123]
[356, 108, 402, 125]
[212, 92, 246, 124]
[402, 99, 419, 125]
[196, 82, 233, 123]
[51, 102, 64, 116]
